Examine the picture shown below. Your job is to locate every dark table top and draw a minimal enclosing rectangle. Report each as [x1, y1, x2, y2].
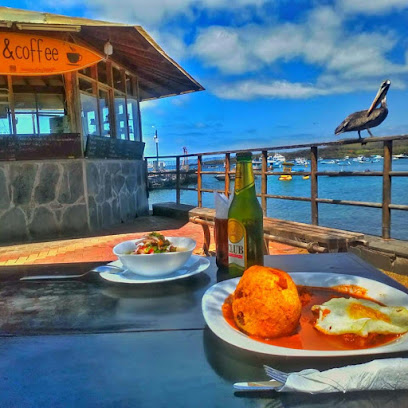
[1, 253, 408, 407]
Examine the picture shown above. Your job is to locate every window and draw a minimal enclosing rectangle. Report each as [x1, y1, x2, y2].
[0, 76, 12, 134]
[113, 67, 125, 92]
[78, 61, 142, 141]
[80, 93, 99, 137]
[127, 97, 140, 141]
[99, 89, 110, 137]
[114, 91, 128, 140]
[11, 75, 70, 135]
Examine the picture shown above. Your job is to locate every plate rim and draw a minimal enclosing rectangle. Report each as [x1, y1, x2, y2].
[100, 255, 210, 284]
[202, 272, 408, 357]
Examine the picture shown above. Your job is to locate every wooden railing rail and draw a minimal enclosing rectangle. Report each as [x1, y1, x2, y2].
[146, 134, 408, 239]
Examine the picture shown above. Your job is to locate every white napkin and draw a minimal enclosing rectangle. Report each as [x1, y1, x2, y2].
[279, 358, 408, 394]
[214, 193, 232, 219]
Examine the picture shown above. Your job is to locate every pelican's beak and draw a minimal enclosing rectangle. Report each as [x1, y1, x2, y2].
[367, 80, 391, 116]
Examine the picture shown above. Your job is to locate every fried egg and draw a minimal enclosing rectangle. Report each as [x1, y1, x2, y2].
[312, 297, 408, 337]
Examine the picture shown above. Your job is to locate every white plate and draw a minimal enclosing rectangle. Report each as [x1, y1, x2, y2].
[100, 255, 210, 284]
[202, 273, 408, 357]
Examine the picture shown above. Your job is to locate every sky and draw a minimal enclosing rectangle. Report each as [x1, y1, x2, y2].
[5, 0, 408, 157]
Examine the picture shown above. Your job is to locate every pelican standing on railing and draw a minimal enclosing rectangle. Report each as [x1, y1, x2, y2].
[335, 80, 391, 139]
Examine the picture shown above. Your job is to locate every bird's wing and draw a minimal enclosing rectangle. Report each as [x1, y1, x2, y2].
[365, 108, 388, 127]
[334, 110, 366, 134]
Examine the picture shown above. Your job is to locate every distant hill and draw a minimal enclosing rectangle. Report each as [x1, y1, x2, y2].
[276, 139, 408, 160]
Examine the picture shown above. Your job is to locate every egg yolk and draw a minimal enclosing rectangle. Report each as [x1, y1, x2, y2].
[347, 302, 390, 323]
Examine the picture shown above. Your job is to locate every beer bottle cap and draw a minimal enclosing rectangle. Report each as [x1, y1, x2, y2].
[236, 151, 252, 160]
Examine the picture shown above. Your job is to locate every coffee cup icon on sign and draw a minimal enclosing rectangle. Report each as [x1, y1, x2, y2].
[67, 52, 82, 64]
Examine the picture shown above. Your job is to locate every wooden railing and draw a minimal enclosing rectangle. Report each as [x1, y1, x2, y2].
[146, 134, 408, 239]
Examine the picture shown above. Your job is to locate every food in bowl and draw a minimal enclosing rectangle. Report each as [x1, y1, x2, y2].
[113, 234, 196, 277]
[229, 265, 302, 338]
[132, 232, 177, 254]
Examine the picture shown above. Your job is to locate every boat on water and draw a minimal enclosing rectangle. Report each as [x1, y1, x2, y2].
[394, 154, 408, 159]
[252, 158, 262, 170]
[279, 174, 292, 181]
[295, 157, 308, 166]
[302, 175, 310, 180]
[279, 162, 294, 181]
[269, 153, 286, 167]
[320, 159, 336, 164]
[148, 161, 166, 170]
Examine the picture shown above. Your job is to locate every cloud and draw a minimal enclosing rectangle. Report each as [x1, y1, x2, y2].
[211, 80, 329, 100]
[210, 77, 407, 101]
[338, 0, 408, 15]
[38, 0, 268, 25]
[191, 6, 408, 78]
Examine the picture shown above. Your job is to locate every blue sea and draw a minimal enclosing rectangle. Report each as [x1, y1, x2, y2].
[148, 159, 408, 241]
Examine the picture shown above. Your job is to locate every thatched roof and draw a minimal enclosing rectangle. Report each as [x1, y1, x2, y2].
[0, 7, 204, 101]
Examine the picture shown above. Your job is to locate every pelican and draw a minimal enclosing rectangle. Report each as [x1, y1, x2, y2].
[335, 80, 391, 139]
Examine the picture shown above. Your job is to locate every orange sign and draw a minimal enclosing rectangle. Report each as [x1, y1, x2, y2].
[0, 32, 103, 75]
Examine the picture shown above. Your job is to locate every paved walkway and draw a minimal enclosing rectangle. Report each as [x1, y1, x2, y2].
[1, 215, 407, 288]
[0, 215, 307, 266]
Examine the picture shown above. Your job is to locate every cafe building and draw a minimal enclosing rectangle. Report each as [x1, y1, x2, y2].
[0, 7, 203, 243]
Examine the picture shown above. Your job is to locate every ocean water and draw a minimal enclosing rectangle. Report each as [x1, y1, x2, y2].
[148, 159, 408, 241]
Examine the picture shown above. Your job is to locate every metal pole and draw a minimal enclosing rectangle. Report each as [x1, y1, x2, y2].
[154, 129, 159, 170]
[176, 156, 180, 204]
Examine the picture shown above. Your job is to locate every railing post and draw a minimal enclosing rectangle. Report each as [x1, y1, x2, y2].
[176, 156, 180, 204]
[224, 153, 230, 197]
[261, 150, 268, 216]
[197, 155, 202, 207]
[382, 140, 392, 238]
[311, 146, 318, 225]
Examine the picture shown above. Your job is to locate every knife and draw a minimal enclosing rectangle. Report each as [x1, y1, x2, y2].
[19, 265, 123, 281]
[234, 380, 282, 391]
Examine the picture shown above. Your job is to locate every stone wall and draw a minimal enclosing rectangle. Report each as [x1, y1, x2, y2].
[86, 160, 148, 230]
[0, 159, 148, 244]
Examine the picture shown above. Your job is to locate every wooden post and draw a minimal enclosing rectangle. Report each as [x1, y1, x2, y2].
[106, 61, 117, 139]
[224, 153, 230, 197]
[382, 140, 392, 239]
[311, 146, 318, 225]
[197, 155, 202, 207]
[261, 150, 268, 216]
[176, 156, 181, 204]
[7, 75, 16, 134]
[64, 72, 83, 154]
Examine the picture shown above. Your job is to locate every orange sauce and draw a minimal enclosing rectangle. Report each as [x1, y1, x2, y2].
[222, 286, 401, 350]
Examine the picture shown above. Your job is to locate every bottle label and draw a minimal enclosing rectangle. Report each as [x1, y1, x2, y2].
[228, 218, 246, 268]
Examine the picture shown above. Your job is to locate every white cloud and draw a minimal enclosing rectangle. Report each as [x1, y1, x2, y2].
[338, 0, 408, 15]
[211, 79, 329, 100]
[191, 26, 250, 73]
[40, 0, 268, 25]
[210, 77, 406, 101]
[191, 7, 408, 87]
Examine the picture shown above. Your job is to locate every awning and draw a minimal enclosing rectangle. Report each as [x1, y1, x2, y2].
[0, 6, 204, 101]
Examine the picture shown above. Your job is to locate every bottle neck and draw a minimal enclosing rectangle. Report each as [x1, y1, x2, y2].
[234, 160, 255, 194]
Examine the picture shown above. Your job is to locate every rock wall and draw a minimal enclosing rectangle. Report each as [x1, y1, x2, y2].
[86, 160, 148, 230]
[0, 159, 148, 244]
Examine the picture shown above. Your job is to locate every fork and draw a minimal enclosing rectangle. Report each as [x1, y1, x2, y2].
[263, 365, 289, 384]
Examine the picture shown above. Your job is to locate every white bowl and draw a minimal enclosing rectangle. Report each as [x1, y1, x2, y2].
[112, 237, 196, 277]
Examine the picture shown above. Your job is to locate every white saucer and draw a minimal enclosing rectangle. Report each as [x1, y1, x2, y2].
[99, 255, 210, 284]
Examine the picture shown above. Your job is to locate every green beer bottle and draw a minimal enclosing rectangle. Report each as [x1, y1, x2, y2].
[228, 152, 264, 277]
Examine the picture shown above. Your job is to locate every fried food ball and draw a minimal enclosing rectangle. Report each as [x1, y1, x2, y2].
[232, 265, 301, 338]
